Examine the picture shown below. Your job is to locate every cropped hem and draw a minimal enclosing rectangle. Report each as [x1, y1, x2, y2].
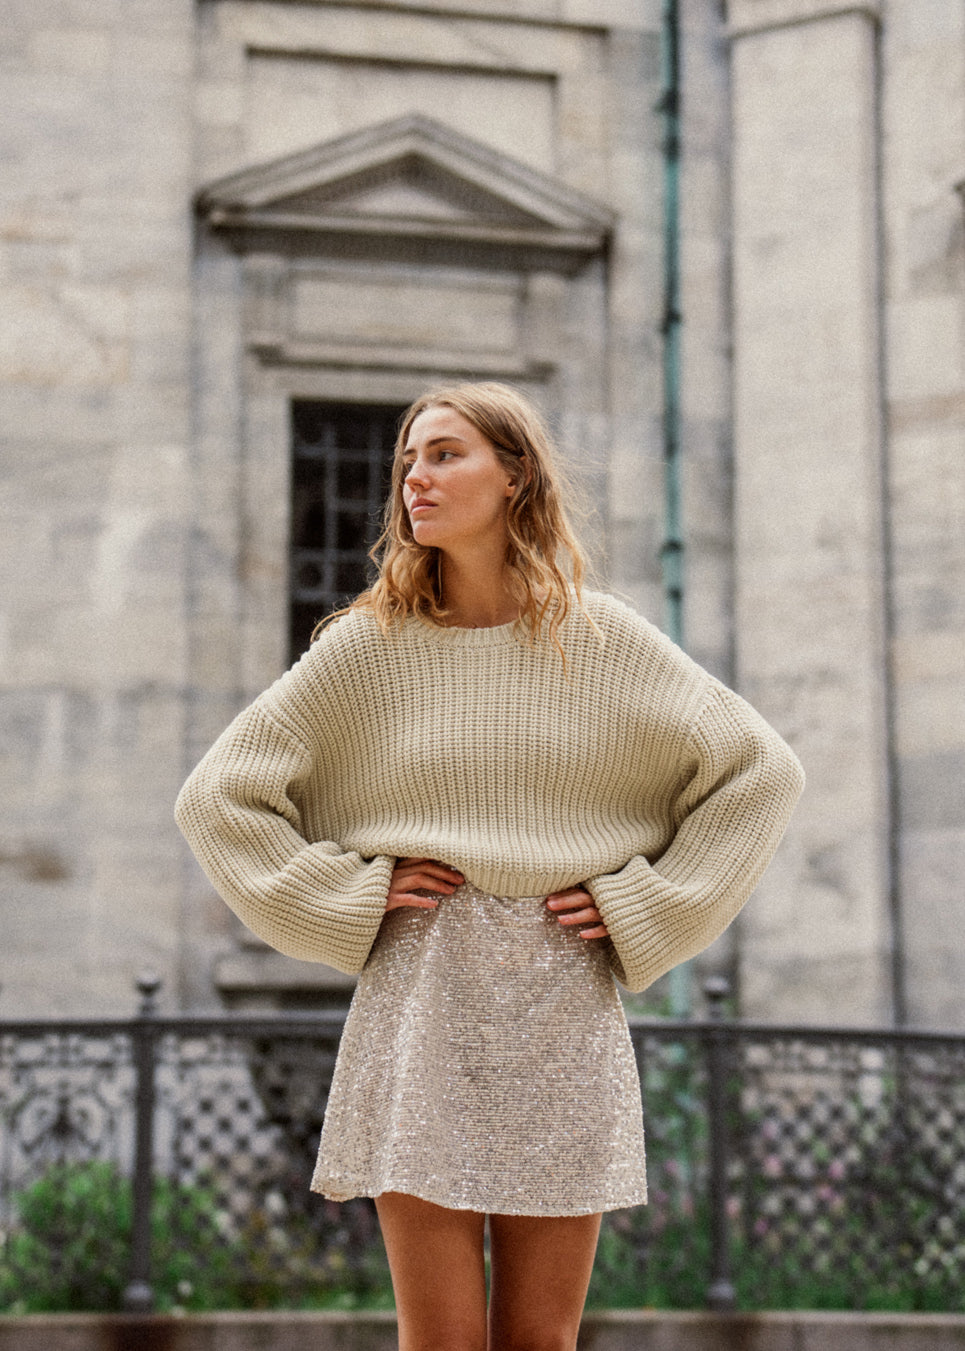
[310, 1175, 648, 1217]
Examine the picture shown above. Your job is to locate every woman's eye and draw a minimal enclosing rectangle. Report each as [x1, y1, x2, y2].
[401, 449, 454, 474]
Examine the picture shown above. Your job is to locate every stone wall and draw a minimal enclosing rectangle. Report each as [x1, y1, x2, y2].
[880, 2, 965, 1029]
[1, 1, 674, 1016]
[0, 0, 197, 1014]
[1, 0, 962, 1026]
[726, 0, 965, 1026]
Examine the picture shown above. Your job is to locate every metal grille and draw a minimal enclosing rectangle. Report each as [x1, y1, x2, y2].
[0, 1025, 137, 1313]
[0, 1009, 386, 1314]
[724, 1031, 965, 1311]
[591, 1029, 711, 1309]
[153, 1022, 384, 1310]
[2, 989, 964, 1315]
[289, 402, 404, 662]
[588, 1023, 965, 1313]
[0, 1028, 134, 1186]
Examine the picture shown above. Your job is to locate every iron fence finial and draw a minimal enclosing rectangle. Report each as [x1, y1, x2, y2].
[134, 971, 162, 1016]
[703, 975, 730, 1020]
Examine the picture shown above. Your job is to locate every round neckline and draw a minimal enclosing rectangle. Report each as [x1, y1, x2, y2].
[410, 614, 523, 648]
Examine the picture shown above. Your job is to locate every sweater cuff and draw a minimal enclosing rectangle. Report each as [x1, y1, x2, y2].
[586, 863, 694, 995]
[287, 850, 395, 975]
[194, 843, 395, 976]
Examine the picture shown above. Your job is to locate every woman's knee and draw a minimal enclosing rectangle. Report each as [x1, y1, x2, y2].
[488, 1327, 580, 1351]
[400, 1318, 487, 1351]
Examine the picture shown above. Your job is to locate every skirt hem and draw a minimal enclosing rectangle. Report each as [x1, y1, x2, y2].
[310, 1174, 648, 1218]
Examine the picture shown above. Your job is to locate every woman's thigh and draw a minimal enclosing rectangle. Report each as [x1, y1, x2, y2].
[488, 1210, 602, 1351]
[375, 1191, 488, 1351]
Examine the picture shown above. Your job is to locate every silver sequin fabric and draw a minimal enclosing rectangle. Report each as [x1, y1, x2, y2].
[311, 881, 648, 1216]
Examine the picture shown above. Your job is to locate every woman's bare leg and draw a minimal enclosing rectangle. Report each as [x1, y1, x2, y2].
[375, 1191, 488, 1351]
[487, 1211, 602, 1351]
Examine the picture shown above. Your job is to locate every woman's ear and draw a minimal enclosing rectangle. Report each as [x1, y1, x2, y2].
[508, 456, 533, 491]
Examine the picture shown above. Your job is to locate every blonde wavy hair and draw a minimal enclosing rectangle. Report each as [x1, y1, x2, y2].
[315, 382, 592, 651]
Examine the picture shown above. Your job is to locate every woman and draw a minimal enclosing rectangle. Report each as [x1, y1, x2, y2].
[175, 382, 804, 1350]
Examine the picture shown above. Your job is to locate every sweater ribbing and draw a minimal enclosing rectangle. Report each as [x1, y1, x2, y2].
[175, 592, 804, 991]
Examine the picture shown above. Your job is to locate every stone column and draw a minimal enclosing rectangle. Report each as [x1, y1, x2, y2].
[727, 0, 894, 1021]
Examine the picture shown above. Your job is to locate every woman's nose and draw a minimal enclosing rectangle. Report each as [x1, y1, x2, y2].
[405, 458, 429, 486]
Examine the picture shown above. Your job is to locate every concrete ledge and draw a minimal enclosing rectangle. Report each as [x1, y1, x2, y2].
[580, 1311, 965, 1349]
[2, 1311, 965, 1351]
[726, 0, 881, 39]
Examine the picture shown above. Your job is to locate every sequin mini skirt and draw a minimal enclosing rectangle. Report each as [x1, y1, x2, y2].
[311, 881, 648, 1216]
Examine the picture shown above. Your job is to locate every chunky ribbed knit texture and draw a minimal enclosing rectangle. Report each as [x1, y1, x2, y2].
[175, 592, 804, 991]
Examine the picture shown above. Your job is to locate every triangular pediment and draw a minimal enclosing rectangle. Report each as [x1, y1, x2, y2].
[269, 155, 547, 230]
[197, 114, 613, 253]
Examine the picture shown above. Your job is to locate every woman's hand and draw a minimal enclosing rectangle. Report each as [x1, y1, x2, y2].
[546, 886, 609, 939]
[385, 857, 464, 912]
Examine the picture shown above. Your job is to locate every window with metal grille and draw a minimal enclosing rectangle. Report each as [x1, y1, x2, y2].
[289, 401, 404, 664]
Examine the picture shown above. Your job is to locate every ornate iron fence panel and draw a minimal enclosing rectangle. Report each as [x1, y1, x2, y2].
[723, 1028, 965, 1311]
[0, 1027, 134, 1193]
[0, 1022, 137, 1312]
[1, 982, 964, 1315]
[150, 1019, 385, 1310]
[590, 1026, 711, 1310]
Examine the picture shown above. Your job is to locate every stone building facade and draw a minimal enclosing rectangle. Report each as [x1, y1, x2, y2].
[1, 0, 962, 1026]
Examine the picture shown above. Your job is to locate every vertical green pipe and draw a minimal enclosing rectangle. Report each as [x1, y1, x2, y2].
[660, 0, 683, 648]
[659, 0, 690, 1018]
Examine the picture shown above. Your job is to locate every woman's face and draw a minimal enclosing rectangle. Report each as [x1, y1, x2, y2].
[401, 405, 517, 561]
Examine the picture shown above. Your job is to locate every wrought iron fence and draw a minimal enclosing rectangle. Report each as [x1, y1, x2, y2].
[1, 975, 963, 1315]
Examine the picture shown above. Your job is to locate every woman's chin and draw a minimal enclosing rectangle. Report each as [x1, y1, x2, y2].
[410, 521, 444, 547]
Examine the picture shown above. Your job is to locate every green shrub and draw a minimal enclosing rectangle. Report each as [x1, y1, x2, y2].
[586, 1131, 965, 1315]
[228, 1197, 393, 1311]
[0, 1161, 242, 1313]
[0, 1161, 395, 1315]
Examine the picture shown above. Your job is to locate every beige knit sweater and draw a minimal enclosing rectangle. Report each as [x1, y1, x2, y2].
[175, 591, 804, 992]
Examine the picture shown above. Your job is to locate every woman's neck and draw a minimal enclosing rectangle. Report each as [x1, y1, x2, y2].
[440, 554, 519, 629]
